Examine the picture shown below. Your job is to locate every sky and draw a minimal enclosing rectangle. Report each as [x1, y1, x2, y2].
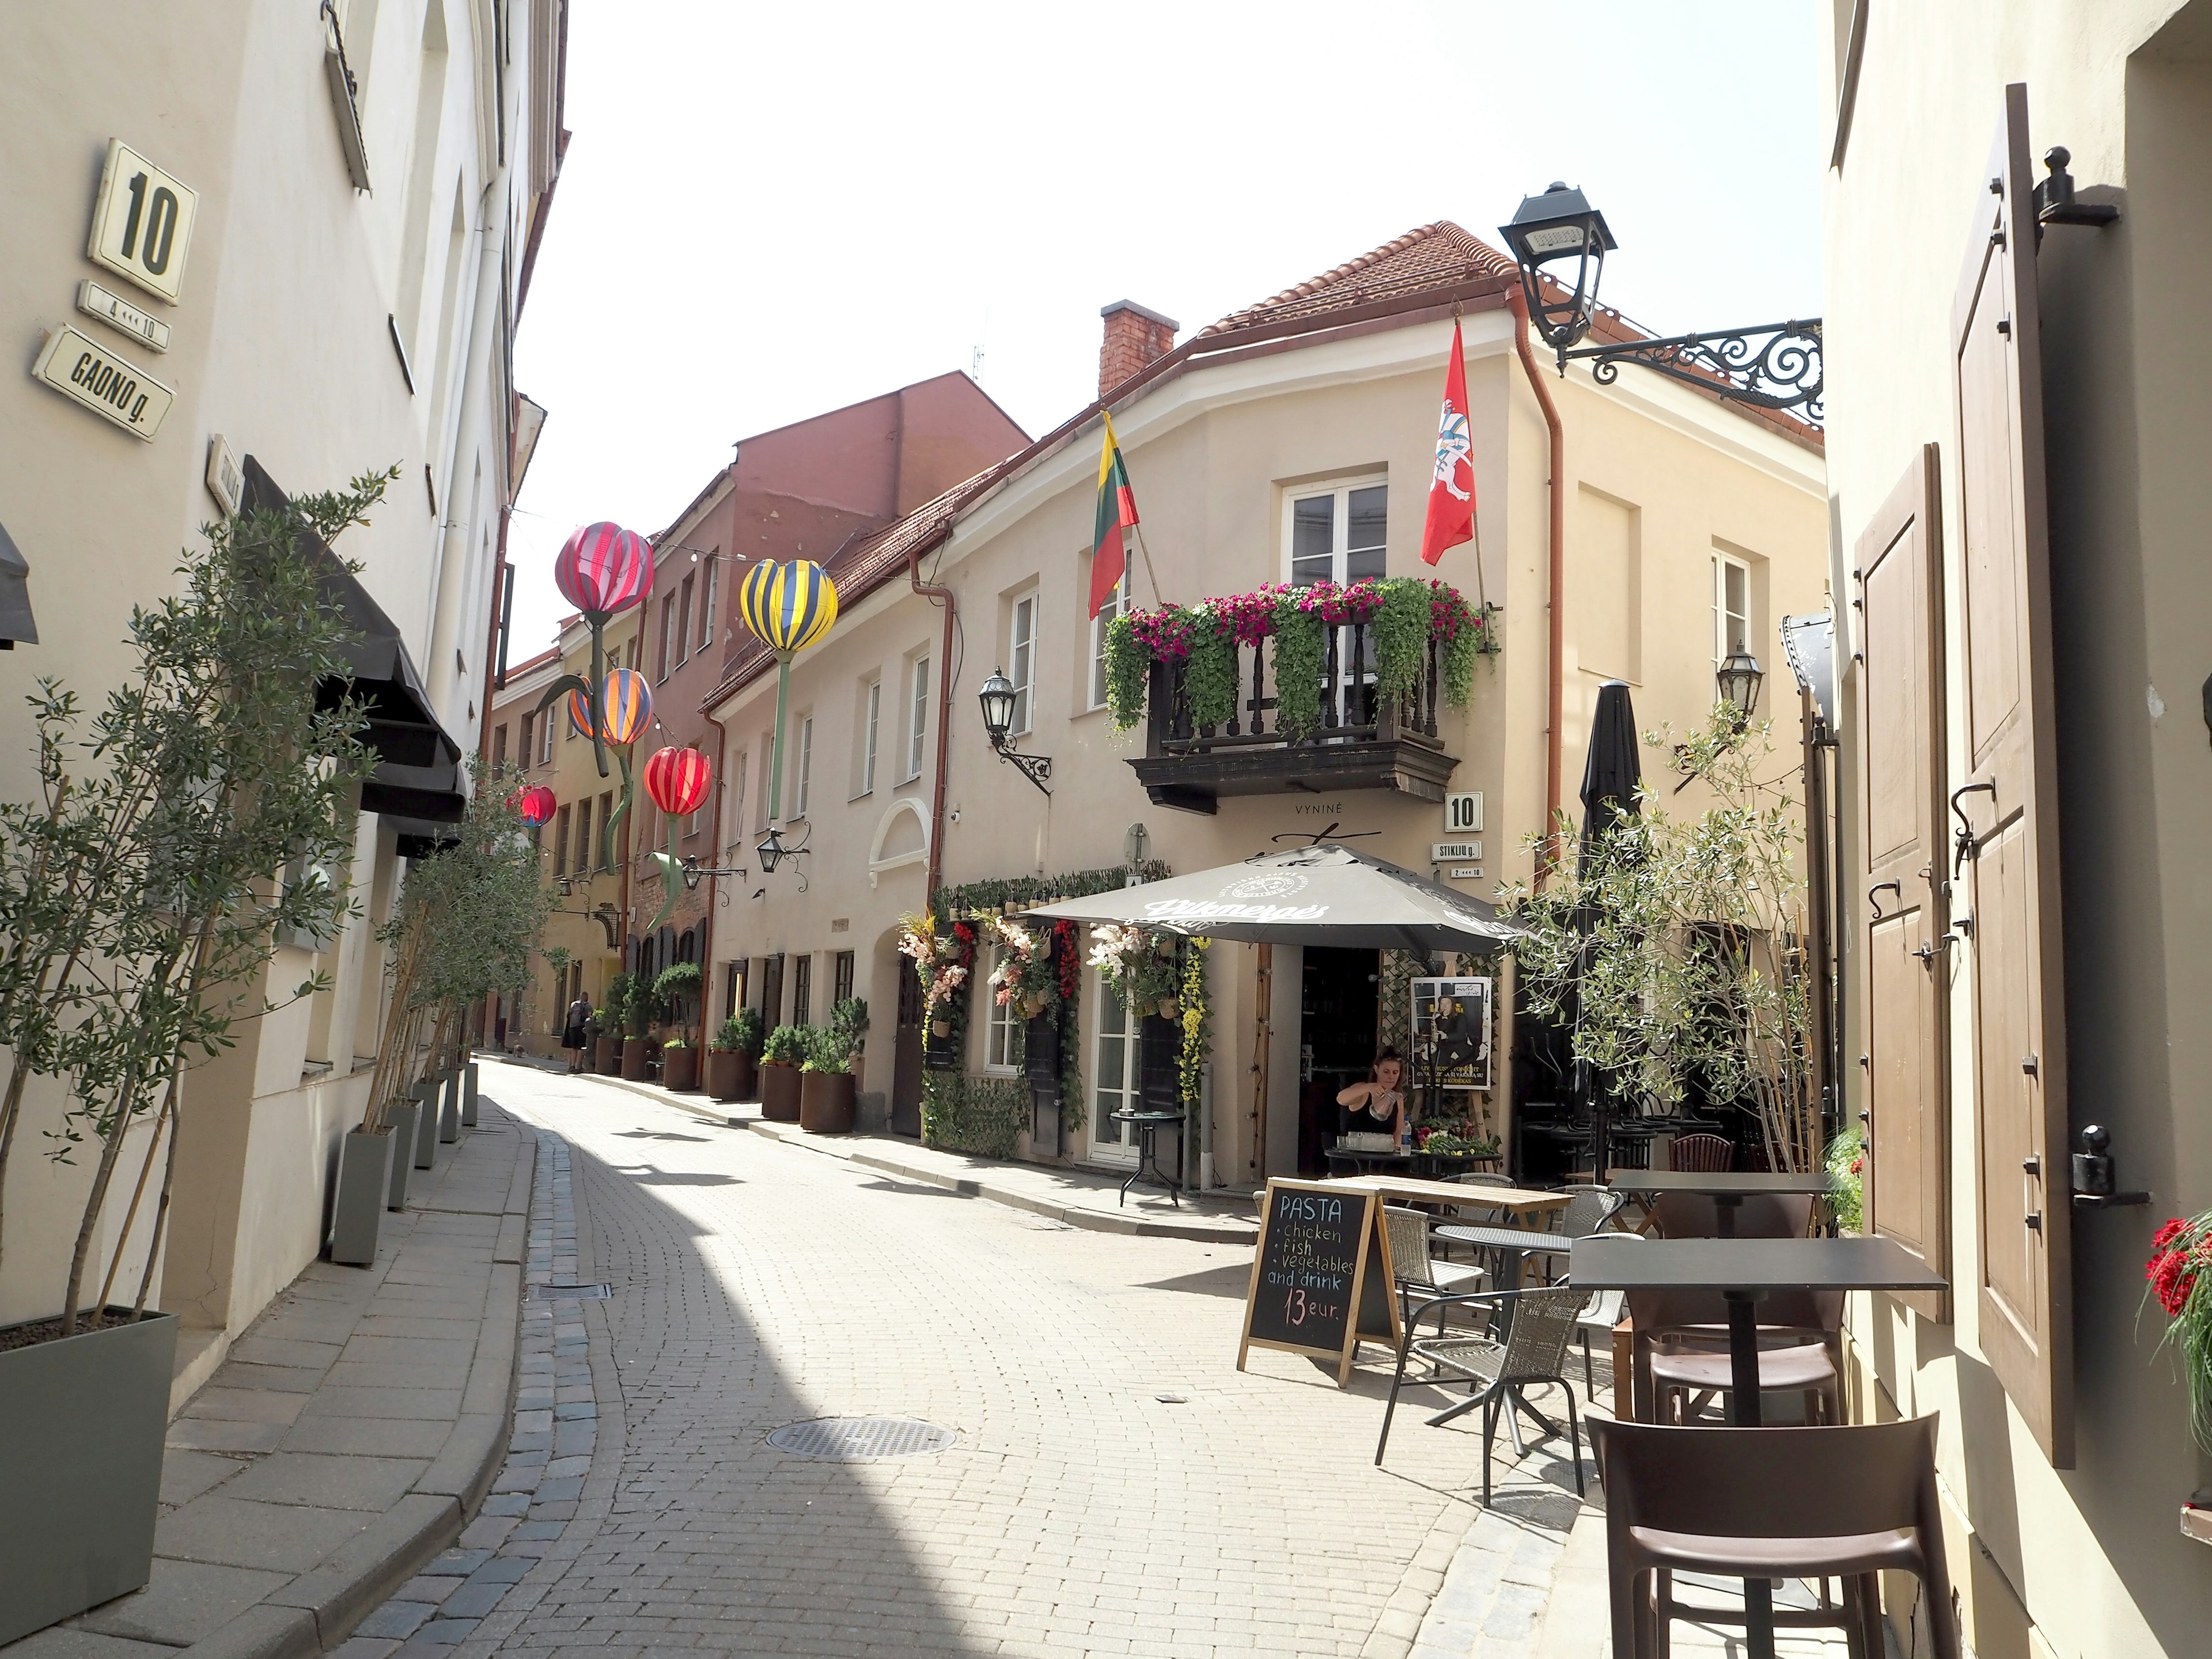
[505, 0, 1823, 660]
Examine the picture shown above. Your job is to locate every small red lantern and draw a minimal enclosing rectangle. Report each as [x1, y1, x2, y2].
[514, 785, 557, 827]
[553, 522, 652, 619]
[642, 745, 713, 818]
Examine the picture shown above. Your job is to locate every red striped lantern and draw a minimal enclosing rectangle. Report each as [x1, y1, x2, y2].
[554, 522, 652, 618]
[514, 785, 557, 827]
[642, 745, 713, 817]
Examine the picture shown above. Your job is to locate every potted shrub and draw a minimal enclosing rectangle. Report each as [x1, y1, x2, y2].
[707, 1007, 761, 1102]
[653, 961, 704, 1090]
[0, 469, 389, 1643]
[800, 998, 869, 1134]
[620, 974, 652, 1080]
[593, 988, 623, 1075]
[759, 1024, 807, 1121]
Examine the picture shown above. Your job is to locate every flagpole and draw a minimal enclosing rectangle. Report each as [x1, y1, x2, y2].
[1131, 522, 1166, 609]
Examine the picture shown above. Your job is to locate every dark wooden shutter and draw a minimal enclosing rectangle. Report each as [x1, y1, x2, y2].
[1953, 83, 2073, 1468]
[1853, 444, 1949, 1321]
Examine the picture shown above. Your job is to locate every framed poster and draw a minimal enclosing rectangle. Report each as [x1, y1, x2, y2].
[1412, 976, 1492, 1091]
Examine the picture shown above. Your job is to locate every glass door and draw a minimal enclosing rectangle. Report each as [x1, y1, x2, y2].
[1088, 975, 1139, 1167]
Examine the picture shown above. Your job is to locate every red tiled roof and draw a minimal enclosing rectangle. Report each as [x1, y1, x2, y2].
[1198, 222, 1520, 338]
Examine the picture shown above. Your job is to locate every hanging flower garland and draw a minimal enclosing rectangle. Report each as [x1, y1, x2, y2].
[1177, 939, 1211, 1107]
[899, 912, 978, 1046]
[985, 916, 1062, 1019]
[1087, 923, 1184, 1018]
[1102, 575, 1495, 733]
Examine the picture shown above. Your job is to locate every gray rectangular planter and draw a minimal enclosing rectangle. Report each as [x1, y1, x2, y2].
[460, 1061, 480, 1127]
[385, 1099, 419, 1210]
[330, 1126, 395, 1266]
[0, 1309, 179, 1645]
[412, 1079, 440, 1171]
[438, 1069, 461, 1144]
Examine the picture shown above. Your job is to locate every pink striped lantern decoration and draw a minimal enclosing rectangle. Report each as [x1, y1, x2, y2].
[553, 521, 652, 619]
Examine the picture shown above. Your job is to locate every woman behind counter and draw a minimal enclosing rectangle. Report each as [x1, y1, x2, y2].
[1336, 1047, 1408, 1149]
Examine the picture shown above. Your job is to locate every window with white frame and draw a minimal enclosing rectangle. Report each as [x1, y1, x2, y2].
[1088, 560, 1131, 710]
[906, 655, 929, 781]
[1713, 552, 1751, 666]
[728, 751, 747, 849]
[699, 557, 718, 653]
[1285, 477, 1388, 586]
[1007, 590, 1037, 734]
[793, 715, 813, 817]
[539, 710, 554, 766]
[858, 677, 881, 797]
[1092, 975, 1137, 1146]
[984, 952, 1024, 1070]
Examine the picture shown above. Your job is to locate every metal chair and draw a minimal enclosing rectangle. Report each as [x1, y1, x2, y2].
[1382, 1205, 1486, 1333]
[1665, 1132, 1734, 1172]
[1589, 1416, 1959, 1659]
[1626, 1285, 1843, 1426]
[1649, 1190, 1814, 1241]
[1376, 1287, 1588, 1505]
[1555, 1183, 1627, 1238]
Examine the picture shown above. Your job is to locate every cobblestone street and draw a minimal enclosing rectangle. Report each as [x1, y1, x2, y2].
[343, 1066, 1588, 1659]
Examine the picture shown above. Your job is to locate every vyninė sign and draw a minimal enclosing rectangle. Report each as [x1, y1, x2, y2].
[31, 324, 175, 440]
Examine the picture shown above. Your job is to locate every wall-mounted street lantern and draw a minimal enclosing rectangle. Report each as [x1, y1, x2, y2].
[978, 667, 1051, 797]
[1501, 181, 1824, 421]
[680, 855, 747, 893]
[1717, 649, 1765, 728]
[755, 828, 790, 875]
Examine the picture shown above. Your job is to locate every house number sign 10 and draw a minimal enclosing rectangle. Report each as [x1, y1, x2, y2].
[87, 139, 198, 305]
[1444, 791, 1483, 835]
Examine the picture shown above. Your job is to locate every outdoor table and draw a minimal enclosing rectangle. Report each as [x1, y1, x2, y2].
[1433, 1222, 1570, 1293]
[1110, 1111, 1184, 1208]
[1317, 1173, 1568, 1226]
[1569, 1234, 1947, 1659]
[1323, 1147, 1416, 1178]
[1606, 1169, 1834, 1237]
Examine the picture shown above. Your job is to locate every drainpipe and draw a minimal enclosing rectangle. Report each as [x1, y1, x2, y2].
[1508, 286, 1566, 888]
[701, 700, 729, 1017]
[907, 539, 957, 899]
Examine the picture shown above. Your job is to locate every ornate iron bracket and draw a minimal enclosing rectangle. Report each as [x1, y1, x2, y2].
[1562, 319, 1824, 422]
[991, 737, 1052, 798]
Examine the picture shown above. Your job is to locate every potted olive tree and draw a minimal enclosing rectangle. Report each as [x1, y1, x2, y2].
[619, 972, 652, 1080]
[708, 1006, 761, 1102]
[800, 998, 869, 1134]
[0, 469, 386, 1644]
[759, 1024, 807, 1121]
[653, 961, 704, 1091]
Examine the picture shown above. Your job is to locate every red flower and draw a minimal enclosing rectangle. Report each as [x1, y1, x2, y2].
[2153, 1218, 2187, 1251]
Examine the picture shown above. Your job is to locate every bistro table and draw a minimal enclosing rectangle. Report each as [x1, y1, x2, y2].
[1109, 1111, 1184, 1207]
[1433, 1222, 1571, 1293]
[1318, 1172, 1568, 1226]
[1606, 1169, 1833, 1237]
[1570, 1234, 1948, 1659]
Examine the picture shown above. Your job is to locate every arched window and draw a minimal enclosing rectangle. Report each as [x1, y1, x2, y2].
[679, 927, 697, 963]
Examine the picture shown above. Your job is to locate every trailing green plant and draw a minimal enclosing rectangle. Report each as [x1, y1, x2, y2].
[1502, 711, 1819, 1173]
[1825, 1126, 1865, 1233]
[921, 1071, 1029, 1158]
[761, 1024, 809, 1066]
[1103, 613, 1148, 729]
[1268, 601, 1325, 740]
[1181, 624, 1240, 730]
[0, 466, 396, 1333]
[2143, 1211, 2212, 1453]
[1370, 576, 1433, 710]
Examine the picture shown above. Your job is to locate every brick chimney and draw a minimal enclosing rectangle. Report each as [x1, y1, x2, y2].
[1098, 300, 1179, 399]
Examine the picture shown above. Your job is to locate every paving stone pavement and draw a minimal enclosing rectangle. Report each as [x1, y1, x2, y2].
[328, 1065, 1597, 1659]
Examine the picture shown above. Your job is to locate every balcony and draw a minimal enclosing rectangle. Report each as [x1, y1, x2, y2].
[1128, 622, 1459, 815]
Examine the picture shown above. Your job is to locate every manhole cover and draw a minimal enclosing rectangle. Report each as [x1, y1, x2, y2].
[529, 1282, 612, 1300]
[766, 1417, 959, 1459]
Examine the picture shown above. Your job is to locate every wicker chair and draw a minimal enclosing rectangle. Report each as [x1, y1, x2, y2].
[1382, 1205, 1487, 1332]
[1375, 1287, 1588, 1504]
[1665, 1132, 1734, 1172]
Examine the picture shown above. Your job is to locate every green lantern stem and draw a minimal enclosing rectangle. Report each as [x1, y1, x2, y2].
[765, 650, 793, 831]
[602, 743, 635, 873]
[588, 617, 609, 780]
[644, 804, 682, 935]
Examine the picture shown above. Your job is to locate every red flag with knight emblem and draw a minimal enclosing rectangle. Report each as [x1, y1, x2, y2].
[1421, 319, 1475, 565]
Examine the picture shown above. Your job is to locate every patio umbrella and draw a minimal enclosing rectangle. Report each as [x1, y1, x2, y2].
[1575, 680, 1643, 1179]
[1021, 844, 1523, 954]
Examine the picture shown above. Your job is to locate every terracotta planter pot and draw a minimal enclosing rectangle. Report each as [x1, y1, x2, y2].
[0, 1309, 179, 1645]
[595, 1036, 620, 1074]
[706, 1049, 755, 1102]
[759, 1061, 802, 1122]
[621, 1037, 650, 1080]
[800, 1070, 856, 1134]
[661, 1045, 698, 1092]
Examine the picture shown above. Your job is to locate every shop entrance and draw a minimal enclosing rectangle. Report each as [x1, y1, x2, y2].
[1297, 946, 1378, 1176]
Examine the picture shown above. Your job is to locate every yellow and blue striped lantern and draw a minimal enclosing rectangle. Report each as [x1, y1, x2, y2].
[739, 559, 839, 656]
[597, 668, 653, 747]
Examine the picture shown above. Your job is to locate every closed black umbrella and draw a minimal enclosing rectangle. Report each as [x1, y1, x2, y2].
[1575, 680, 1642, 1179]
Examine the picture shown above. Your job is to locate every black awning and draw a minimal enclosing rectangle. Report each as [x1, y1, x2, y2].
[382, 815, 464, 861]
[241, 457, 465, 821]
[0, 518, 40, 647]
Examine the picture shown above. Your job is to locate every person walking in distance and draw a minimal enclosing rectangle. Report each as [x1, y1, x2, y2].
[563, 990, 593, 1073]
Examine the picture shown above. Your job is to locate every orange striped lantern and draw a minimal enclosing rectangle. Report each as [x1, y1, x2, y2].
[596, 668, 653, 747]
[642, 745, 714, 818]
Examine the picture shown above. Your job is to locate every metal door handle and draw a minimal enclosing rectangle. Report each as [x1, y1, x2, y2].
[1868, 881, 1901, 921]
[1952, 781, 1997, 874]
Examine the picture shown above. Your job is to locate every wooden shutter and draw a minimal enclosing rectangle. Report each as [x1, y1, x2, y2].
[1953, 83, 2073, 1468]
[1853, 444, 1948, 1321]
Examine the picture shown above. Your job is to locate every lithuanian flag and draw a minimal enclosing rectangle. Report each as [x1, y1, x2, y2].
[1089, 411, 1138, 620]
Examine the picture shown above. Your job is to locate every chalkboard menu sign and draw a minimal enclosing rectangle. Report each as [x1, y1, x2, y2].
[1237, 1179, 1400, 1386]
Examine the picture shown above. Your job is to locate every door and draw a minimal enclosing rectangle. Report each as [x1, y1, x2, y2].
[1953, 84, 2073, 1467]
[1088, 976, 1139, 1167]
[1853, 444, 1949, 1320]
[891, 955, 924, 1138]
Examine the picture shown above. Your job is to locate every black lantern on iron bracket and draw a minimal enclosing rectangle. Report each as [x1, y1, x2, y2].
[1717, 649, 1764, 728]
[1501, 181, 1825, 421]
[978, 667, 1051, 797]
